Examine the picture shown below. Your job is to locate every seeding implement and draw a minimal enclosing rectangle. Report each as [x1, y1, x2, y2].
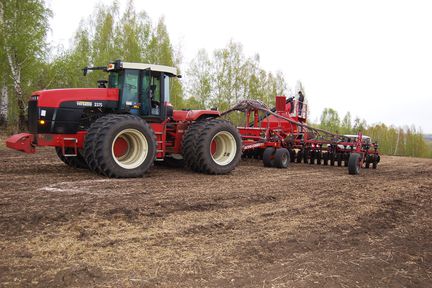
[5, 60, 379, 177]
[224, 96, 380, 174]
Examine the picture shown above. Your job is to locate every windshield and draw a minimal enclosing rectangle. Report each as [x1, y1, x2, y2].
[108, 72, 121, 88]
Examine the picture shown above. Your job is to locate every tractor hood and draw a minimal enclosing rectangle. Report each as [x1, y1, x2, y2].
[34, 88, 119, 108]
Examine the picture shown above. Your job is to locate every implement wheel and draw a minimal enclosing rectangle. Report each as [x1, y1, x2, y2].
[316, 151, 322, 165]
[263, 147, 276, 167]
[323, 152, 329, 165]
[303, 149, 309, 164]
[296, 150, 303, 163]
[348, 153, 361, 175]
[372, 155, 380, 169]
[289, 149, 296, 162]
[344, 153, 349, 167]
[365, 155, 371, 168]
[89, 114, 156, 178]
[337, 153, 342, 166]
[274, 148, 290, 168]
[309, 150, 315, 164]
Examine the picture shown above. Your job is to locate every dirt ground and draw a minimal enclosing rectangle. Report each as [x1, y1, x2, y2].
[0, 147, 431, 287]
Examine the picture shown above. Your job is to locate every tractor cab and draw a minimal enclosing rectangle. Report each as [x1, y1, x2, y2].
[85, 60, 179, 121]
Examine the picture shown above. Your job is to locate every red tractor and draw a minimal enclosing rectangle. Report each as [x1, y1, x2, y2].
[6, 60, 242, 178]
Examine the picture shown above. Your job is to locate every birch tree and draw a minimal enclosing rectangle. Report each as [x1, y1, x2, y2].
[186, 49, 212, 108]
[0, 0, 50, 130]
[0, 2, 8, 125]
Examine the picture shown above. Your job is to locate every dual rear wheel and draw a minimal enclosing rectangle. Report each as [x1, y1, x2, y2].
[182, 119, 242, 174]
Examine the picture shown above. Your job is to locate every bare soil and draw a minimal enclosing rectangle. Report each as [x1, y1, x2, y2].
[0, 148, 431, 287]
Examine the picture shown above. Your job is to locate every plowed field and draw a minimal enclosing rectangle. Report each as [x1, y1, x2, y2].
[1, 147, 431, 287]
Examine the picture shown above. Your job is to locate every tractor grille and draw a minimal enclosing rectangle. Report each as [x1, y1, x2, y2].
[28, 99, 38, 134]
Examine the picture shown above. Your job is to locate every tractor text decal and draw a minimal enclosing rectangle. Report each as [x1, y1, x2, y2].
[76, 101, 93, 107]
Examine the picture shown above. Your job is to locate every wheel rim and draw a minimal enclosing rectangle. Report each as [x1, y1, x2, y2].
[111, 129, 148, 169]
[282, 152, 288, 165]
[210, 131, 237, 166]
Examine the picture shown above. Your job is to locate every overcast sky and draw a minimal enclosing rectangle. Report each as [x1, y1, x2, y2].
[47, 0, 432, 133]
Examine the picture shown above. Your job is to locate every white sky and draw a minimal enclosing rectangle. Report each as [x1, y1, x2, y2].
[47, 0, 432, 133]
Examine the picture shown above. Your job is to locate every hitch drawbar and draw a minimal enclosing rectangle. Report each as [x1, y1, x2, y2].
[6, 133, 35, 154]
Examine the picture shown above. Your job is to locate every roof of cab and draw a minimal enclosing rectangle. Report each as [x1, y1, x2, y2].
[120, 62, 178, 76]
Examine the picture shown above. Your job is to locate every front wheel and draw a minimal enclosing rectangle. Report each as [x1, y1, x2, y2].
[55, 147, 88, 169]
[89, 114, 156, 178]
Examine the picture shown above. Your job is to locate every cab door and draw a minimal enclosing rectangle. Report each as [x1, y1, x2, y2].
[139, 71, 168, 121]
[119, 69, 139, 110]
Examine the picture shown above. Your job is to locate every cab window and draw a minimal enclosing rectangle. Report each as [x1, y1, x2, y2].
[164, 75, 170, 103]
[121, 70, 139, 109]
[108, 72, 120, 88]
[140, 71, 151, 115]
[150, 74, 161, 115]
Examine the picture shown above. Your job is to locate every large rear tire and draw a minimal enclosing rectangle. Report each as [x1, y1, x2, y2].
[348, 153, 361, 175]
[55, 147, 88, 169]
[182, 121, 207, 172]
[89, 114, 156, 178]
[84, 117, 108, 174]
[192, 119, 242, 174]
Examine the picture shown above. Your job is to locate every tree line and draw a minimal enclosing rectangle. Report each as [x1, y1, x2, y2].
[317, 108, 431, 158]
[0, 0, 430, 158]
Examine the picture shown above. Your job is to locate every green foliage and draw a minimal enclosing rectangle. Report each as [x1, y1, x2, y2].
[340, 112, 352, 134]
[186, 49, 212, 108]
[146, 17, 183, 108]
[185, 41, 287, 111]
[0, 0, 51, 130]
[317, 108, 431, 158]
[365, 124, 430, 157]
[1, 0, 187, 129]
[47, 1, 183, 103]
[319, 108, 341, 133]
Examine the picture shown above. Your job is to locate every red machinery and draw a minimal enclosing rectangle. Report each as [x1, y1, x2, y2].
[6, 60, 243, 178]
[5, 60, 378, 177]
[223, 96, 380, 174]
